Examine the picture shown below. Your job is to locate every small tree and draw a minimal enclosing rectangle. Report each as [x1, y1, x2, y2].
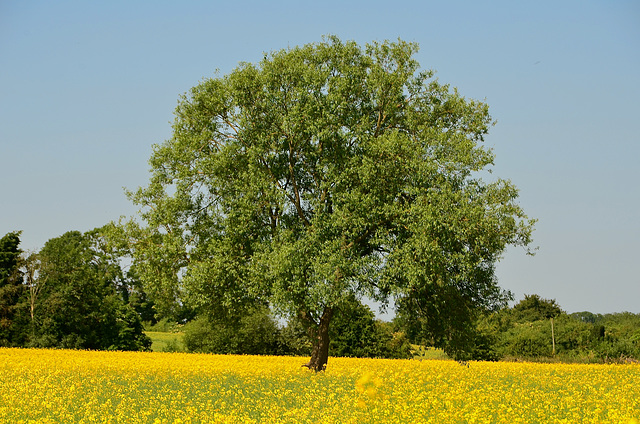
[0, 231, 26, 346]
[511, 294, 563, 322]
[126, 36, 535, 371]
[20, 252, 39, 328]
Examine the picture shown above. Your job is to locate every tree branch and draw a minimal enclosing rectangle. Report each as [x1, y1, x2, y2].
[288, 137, 310, 227]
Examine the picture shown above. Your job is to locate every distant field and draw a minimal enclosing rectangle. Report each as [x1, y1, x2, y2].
[145, 331, 185, 352]
[1, 348, 638, 423]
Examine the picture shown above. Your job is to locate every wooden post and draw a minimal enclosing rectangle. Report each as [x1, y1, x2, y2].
[551, 317, 556, 356]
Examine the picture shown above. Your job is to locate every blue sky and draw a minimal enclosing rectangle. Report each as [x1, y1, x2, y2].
[1, 0, 638, 314]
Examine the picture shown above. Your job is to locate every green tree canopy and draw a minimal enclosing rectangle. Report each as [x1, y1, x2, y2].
[126, 36, 535, 370]
[0, 232, 22, 285]
[330, 294, 411, 359]
[0, 231, 25, 346]
[511, 294, 563, 323]
[182, 305, 281, 355]
[32, 229, 150, 350]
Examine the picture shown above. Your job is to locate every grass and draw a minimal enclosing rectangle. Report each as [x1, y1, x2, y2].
[144, 332, 446, 359]
[145, 331, 185, 352]
[410, 345, 450, 360]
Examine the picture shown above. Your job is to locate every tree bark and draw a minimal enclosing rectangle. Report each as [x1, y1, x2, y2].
[303, 306, 333, 372]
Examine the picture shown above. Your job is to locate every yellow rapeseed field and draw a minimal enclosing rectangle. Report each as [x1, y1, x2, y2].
[0, 348, 638, 423]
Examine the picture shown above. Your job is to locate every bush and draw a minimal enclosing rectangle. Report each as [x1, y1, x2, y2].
[144, 317, 179, 333]
[109, 303, 152, 351]
[499, 322, 552, 358]
[162, 338, 183, 353]
[183, 307, 281, 355]
[330, 295, 412, 359]
[276, 318, 311, 356]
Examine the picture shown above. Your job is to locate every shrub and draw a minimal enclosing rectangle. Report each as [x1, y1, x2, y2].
[183, 307, 280, 355]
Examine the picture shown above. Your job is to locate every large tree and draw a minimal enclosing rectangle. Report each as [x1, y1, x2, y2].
[126, 36, 535, 371]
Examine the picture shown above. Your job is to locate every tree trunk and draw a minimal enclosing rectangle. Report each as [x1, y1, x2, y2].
[303, 306, 333, 372]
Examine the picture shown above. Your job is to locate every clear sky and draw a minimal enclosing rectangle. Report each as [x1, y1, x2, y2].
[1, 0, 638, 314]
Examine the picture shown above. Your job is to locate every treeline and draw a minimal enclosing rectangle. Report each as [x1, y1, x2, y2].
[414, 294, 640, 363]
[0, 229, 412, 358]
[0, 230, 151, 351]
[178, 293, 640, 363]
[491, 296, 640, 363]
[2, 229, 638, 363]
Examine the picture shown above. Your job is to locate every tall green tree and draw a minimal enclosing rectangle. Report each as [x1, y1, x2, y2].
[0, 231, 25, 346]
[33, 229, 150, 350]
[126, 36, 535, 371]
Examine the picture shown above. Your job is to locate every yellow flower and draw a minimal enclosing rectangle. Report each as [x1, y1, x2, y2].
[1, 348, 639, 423]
